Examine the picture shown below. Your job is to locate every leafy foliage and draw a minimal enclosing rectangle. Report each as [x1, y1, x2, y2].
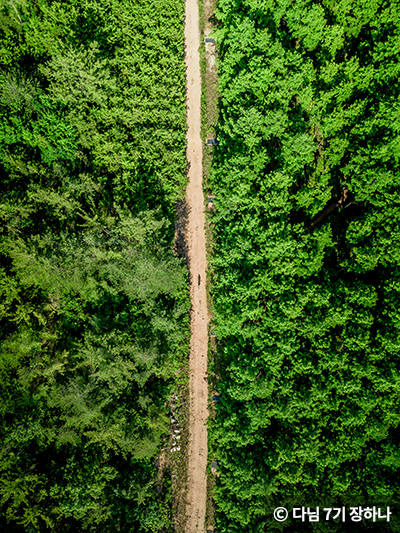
[210, 0, 400, 531]
[0, 0, 188, 530]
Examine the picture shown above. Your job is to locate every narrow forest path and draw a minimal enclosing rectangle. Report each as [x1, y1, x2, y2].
[184, 0, 209, 529]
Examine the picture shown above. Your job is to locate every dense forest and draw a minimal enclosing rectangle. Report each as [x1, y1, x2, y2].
[0, 0, 189, 531]
[209, 0, 400, 531]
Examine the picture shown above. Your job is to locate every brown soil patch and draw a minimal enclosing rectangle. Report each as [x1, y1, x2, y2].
[184, 0, 209, 529]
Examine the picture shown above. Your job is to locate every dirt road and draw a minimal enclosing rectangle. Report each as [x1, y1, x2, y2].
[184, 0, 209, 529]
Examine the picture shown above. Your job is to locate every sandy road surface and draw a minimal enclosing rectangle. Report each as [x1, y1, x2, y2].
[184, 0, 209, 530]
